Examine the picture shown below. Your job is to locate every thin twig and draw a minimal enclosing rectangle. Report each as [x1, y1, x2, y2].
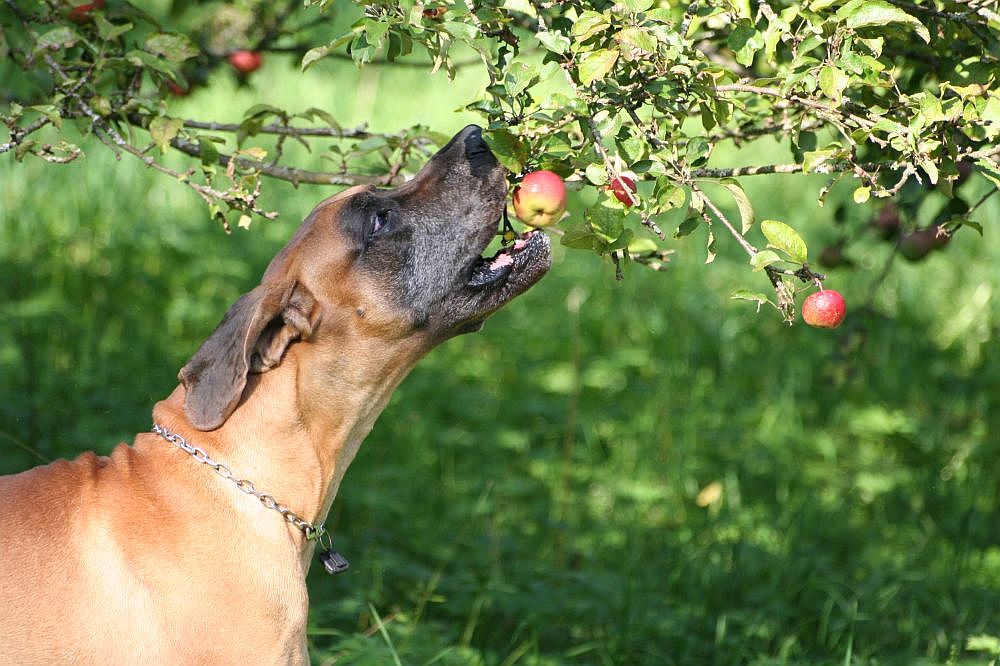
[0, 116, 52, 154]
[182, 119, 376, 138]
[691, 183, 758, 257]
[167, 136, 385, 187]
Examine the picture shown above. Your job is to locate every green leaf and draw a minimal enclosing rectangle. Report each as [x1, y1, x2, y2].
[618, 0, 655, 11]
[502, 0, 537, 17]
[615, 27, 657, 53]
[750, 249, 782, 271]
[504, 61, 538, 96]
[818, 65, 850, 103]
[35, 27, 79, 52]
[442, 20, 478, 42]
[801, 148, 839, 174]
[27, 105, 62, 129]
[920, 159, 938, 185]
[586, 205, 624, 244]
[95, 16, 133, 41]
[731, 289, 774, 312]
[727, 21, 764, 67]
[149, 116, 183, 154]
[198, 138, 219, 167]
[577, 49, 619, 86]
[852, 186, 871, 203]
[301, 32, 355, 70]
[572, 11, 610, 41]
[720, 178, 754, 234]
[584, 163, 607, 186]
[685, 136, 711, 166]
[144, 33, 199, 62]
[761, 219, 808, 264]
[482, 128, 525, 173]
[243, 104, 284, 120]
[536, 30, 570, 54]
[835, 0, 930, 43]
[628, 237, 658, 253]
[125, 49, 182, 82]
[560, 218, 599, 250]
[674, 216, 700, 239]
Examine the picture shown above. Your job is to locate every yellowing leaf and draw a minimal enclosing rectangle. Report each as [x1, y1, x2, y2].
[577, 49, 619, 85]
[696, 481, 723, 507]
[149, 116, 184, 154]
[720, 178, 755, 234]
[819, 65, 850, 103]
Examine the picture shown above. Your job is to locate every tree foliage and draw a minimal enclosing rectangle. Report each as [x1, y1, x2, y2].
[2, 0, 999, 320]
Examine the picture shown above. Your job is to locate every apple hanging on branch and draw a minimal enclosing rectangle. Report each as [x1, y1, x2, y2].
[512, 170, 566, 228]
[228, 50, 263, 75]
[608, 175, 638, 208]
[802, 290, 847, 329]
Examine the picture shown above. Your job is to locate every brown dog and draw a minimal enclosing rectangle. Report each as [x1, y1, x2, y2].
[0, 125, 551, 664]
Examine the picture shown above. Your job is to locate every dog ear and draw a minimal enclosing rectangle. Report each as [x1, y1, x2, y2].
[178, 282, 318, 431]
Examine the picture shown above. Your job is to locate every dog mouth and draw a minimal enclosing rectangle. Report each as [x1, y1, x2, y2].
[467, 230, 550, 289]
[451, 227, 551, 331]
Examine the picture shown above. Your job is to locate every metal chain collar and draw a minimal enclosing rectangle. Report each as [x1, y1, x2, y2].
[151, 423, 336, 553]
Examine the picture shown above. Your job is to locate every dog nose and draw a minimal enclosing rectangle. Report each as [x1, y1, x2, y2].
[461, 125, 497, 176]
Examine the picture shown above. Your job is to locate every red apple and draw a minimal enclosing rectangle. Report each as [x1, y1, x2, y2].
[872, 203, 901, 240]
[608, 175, 638, 207]
[513, 170, 566, 227]
[228, 50, 263, 74]
[802, 290, 846, 329]
[167, 79, 191, 96]
[899, 225, 948, 262]
[67, 0, 104, 23]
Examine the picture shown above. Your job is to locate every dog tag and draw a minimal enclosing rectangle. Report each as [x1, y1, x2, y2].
[319, 548, 350, 575]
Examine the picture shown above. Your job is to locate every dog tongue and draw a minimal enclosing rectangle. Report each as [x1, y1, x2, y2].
[489, 252, 514, 270]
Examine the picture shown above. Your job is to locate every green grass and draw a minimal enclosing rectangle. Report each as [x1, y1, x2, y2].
[2, 50, 999, 665]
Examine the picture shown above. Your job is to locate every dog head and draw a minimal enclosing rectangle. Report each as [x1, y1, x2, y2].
[178, 125, 551, 431]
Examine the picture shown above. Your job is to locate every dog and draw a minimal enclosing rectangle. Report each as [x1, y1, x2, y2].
[0, 125, 551, 664]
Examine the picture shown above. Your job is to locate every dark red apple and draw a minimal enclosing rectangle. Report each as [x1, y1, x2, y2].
[67, 0, 104, 23]
[872, 203, 901, 240]
[167, 79, 192, 96]
[899, 225, 948, 262]
[608, 175, 638, 207]
[818, 243, 850, 269]
[513, 170, 566, 227]
[802, 290, 846, 329]
[228, 50, 263, 74]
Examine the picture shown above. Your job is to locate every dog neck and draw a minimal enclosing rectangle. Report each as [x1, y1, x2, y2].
[150, 338, 426, 571]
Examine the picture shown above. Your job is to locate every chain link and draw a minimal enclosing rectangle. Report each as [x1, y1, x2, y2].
[152, 424, 325, 542]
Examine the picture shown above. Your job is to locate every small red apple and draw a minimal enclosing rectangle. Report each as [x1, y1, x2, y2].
[608, 175, 638, 207]
[167, 79, 191, 96]
[228, 50, 263, 74]
[802, 289, 846, 329]
[67, 0, 104, 23]
[872, 203, 901, 240]
[818, 243, 850, 269]
[513, 170, 566, 227]
[899, 225, 948, 262]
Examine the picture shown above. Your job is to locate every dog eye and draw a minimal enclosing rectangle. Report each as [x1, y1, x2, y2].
[370, 210, 392, 237]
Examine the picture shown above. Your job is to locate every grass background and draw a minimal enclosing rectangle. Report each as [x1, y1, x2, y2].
[2, 42, 1000, 666]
